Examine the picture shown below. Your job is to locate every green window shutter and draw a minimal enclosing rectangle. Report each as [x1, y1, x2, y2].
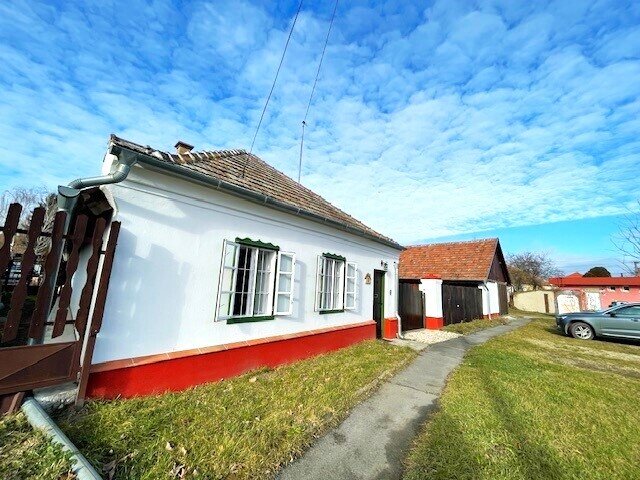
[235, 237, 280, 251]
[322, 252, 346, 261]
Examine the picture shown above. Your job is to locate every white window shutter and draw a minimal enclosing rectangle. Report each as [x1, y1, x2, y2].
[345, 262, 357, 310]
[216, 239, 240, 321]
[274, 252, 295, 315]
[314, 255, 323, 311]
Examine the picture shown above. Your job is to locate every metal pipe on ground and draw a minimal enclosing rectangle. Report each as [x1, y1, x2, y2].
[21, 397, 101, 480]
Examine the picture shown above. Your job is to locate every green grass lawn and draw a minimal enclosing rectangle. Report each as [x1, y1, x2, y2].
[0, 412, 73, 480]
[57, 340, 416, 479]
[404, 316, 640, 480]
[441, 316, 510, 335]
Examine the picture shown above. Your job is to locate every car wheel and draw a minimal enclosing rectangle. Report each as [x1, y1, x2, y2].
[569, 321, 594, 340]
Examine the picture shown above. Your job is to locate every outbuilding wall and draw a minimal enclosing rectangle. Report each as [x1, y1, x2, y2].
[480, 281, 501, 317]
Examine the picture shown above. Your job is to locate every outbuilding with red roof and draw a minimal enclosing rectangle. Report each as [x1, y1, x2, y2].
[399, 238, 511, 329]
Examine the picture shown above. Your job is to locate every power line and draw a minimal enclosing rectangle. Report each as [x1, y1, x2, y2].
[298, 0, 339, 183]
[242, 0, 305, 178]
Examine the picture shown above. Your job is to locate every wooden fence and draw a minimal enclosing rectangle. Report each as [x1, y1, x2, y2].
[0, 202, 120, 413]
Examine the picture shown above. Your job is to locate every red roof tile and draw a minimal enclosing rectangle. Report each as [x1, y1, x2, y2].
[399, 238, 500, 281]
[109, 135, 402, 249]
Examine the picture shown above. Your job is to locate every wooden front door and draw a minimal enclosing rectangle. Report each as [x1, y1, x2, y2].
[373, 270, 385, 338]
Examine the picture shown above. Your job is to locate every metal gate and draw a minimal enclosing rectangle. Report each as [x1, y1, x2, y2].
[442, 283, 483, 325]
[398, 281, 424, 331]
[0, 202, 120, 413]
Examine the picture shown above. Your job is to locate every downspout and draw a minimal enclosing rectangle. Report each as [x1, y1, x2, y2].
[483, 281, 492, 320]
[59, 148, 138, 220]
[31, 148, 138, 345]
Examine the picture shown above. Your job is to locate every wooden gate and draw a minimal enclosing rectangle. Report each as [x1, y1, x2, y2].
[442, 283, 483, 325]
[498, 283, 509, 315]
[398, 280, 424, 331]
[0, 202, 120, 413]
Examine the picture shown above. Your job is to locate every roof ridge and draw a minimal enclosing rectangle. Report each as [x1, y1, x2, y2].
[405, 237, 498, 248]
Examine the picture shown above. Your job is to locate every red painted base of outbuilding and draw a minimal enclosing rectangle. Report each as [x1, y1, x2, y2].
[86, 321, 376, 399]
[424, 316, 444, 329]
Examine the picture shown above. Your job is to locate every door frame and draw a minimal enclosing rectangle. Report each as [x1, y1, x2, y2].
[373, 270, 385, 339]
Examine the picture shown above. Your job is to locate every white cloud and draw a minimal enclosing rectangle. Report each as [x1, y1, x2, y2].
[0, 0, 639, 246]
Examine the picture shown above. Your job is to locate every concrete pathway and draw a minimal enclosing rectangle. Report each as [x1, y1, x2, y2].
[277, 317, 530, 480]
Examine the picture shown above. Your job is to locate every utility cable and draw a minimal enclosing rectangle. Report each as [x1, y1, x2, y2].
[242, 0, 304, 178]
[297, 0, 339, 183]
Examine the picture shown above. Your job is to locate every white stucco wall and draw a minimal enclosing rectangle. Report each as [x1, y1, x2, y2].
[92, 163, 401, 364]
[420, 278, 443, 318]
[513, 290, 556, 314]
[480, 281, 501, 316]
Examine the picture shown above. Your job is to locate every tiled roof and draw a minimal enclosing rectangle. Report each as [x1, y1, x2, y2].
[399, 238, 499, 281]
[549, 276, 640, 287]
[108, 135, 402, 249]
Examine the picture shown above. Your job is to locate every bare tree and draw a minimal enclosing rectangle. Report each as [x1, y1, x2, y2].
[0, 186, 49, 221]
[0, 186, 57, 256]
[507, 251, 563, 291]
[614, 201, 640, 275]
[34, 193, 58, 257]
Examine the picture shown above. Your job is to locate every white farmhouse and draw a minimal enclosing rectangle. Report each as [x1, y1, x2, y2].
[77, 135, 403, 398]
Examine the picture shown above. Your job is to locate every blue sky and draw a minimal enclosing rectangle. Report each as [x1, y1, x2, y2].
[0, 0, 639, 274]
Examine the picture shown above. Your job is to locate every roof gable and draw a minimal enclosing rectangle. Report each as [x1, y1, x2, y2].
[400, 238, 510, 283]
[109, 135, 402, 249]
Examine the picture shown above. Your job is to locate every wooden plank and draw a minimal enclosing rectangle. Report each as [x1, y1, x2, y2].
[2, 208, 45, 343]
[75, 221, 120, 407]
[28, 211, 67, 340]
[0, 341, 79, 395]
[0, 392, 24, 416]
[74, 218, 107, 344]
[87, 222, 120, 336]
[0, 203, 22, 279]
[51, 215, 88, 338]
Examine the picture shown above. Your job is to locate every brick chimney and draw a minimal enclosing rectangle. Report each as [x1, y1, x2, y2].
[174, 141, 194, 155]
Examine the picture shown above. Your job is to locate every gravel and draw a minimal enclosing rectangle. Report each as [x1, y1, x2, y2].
[403, 329, 462, 345]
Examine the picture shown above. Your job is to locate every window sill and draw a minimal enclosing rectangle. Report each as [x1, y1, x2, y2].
[318, 309, 345, 315]
[226, 315, 275, 324]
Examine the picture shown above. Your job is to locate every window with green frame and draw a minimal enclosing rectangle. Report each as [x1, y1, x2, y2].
[315, 254, 357, 312]
[217, 239, 295, 323]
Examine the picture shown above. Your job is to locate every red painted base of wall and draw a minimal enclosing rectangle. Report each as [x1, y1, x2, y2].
[86, 322, 376, 399]
[424, 316, 444, 329]
[383, 318, 398, 339]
